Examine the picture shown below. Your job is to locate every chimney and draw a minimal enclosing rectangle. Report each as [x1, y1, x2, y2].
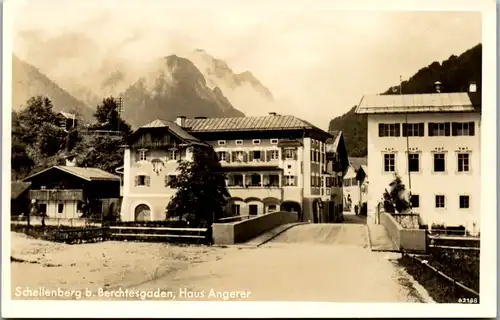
[65, 155, 76, 167]
[268, 112, 277, 116]
[469, 81, 477, 93]
[176, 116, 186, 127]
[434, 81, 442, 93]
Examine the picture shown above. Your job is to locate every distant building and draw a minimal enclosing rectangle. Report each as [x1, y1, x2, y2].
[342, 157, 368, 213]
[355, 85, 481, 233]
[325, 130, 350, 214]
[120, 114, 344, 222]
[56, 111, 78, 132]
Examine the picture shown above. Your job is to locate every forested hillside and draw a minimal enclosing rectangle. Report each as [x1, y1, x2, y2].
[328, 43, 482, 157]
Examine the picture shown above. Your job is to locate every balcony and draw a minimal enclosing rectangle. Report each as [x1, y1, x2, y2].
[30, 189, 84, 201]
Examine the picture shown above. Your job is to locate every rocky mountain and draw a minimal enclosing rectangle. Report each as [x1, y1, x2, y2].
[12, 55, 94, 120]
[187, 49, 277, 116]
[121, 55, 245, 128]
[328, 43, 482, 157]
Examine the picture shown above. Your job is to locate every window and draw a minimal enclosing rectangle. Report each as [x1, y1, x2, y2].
[218, 140, 226, 146]
[138, 149, 148, 161]
[268, 205, 277, 212]
[229, 174, 244, 187]
[252, 139, 261, 145]
[403, 123, 425, 137]
[435, 195, 445, 208]
[235, 151, 245, 162]
[135, 175, 150, 187]
[165, 175, 177, 187]
[284, 149, 296, 160]
[39, 203, 47, 214]
[250, 174, 261, 186]
[384, 154, 395, 172]
[269, 150, 279, 160]
[378, 123, 401, 137]
[457, 153, 470, 172]
[459, 195, 470, 209]
[408, 153, 419, 172]
[268, 175, 280, 187]
[285, 175, 296, 186]
[433, 153, 446, 172]
[452, 122, 475, 136]
[232, 204, 240, 215]
[428, 122, 450, 136]
[217, 151, 227, 162]
[410, 195, 419, 208]
[251, 150, 261, 161]
[58, 203, 64, 214]
[41, 185, 46, 190]
[270, 139, 279, 145]
[235, 140, 243, 145]
[169, 150, 178, 161]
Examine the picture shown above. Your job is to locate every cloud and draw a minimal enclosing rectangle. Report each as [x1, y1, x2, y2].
[11, 0, 481, 129]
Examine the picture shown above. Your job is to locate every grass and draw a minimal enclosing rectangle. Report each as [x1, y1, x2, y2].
[398, 249, 479, 303]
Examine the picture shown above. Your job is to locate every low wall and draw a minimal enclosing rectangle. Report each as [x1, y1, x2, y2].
[212, 211, 298, 245]
[380, 212, 426, 252]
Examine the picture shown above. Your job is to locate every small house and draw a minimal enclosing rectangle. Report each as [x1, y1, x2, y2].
[11, 181, 31, 216]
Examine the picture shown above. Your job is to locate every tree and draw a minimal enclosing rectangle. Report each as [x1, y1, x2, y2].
[166, 147, 228, 225]
[93, 96, 131, 134]
[382, 173, 410, 214]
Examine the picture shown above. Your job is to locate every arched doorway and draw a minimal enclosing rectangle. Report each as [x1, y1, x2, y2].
[135, 204, 151, 221]
[281, 201, 302, 221]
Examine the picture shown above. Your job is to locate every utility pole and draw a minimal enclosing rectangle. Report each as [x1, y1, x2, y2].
[117, 96, 124, 134]
[401, 75, 412, 209]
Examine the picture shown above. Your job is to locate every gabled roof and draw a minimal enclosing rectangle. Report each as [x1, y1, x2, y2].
[23, 166, 120, 182]
[325, 130, 342, 153]
[355, 92, 479, 114]
[58, 111, 76, 119]
[11, 181, 31, 199]
[349, 157, 368, 170]
[129, 119, 207, 146]
[184, 115, 327, 134]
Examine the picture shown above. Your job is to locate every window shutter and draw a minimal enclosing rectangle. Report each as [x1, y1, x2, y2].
[294, 176, 298, 186]
[263, 175, 270, 186]
[378, 123, 384, 137]
[395, 123, 401, 136]
[267, 150, 272, 161]
[282, 149, 286, 160]
[145, 176, 150, 187]
[225, 152, 230, 162]
[419, 123, 424, 136]
[134, 176, 139, 186]
[249, 151, 254, 161]
[445, 123, 451, 136]
[451, 122, 458, 136]
[402, 123, 407, 137]
[428, 123, 434, 136]
[293, 150, 297, 160]
[232, 151, 237, 161]
[469, 122, 475, 136]
[243, 152, 248, 162]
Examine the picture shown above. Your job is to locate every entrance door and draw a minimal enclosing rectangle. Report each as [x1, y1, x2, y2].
[249, 204, 258, 216]
[135, 204, 151, 221]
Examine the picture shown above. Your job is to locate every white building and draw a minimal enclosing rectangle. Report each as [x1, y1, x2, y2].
[355, 88, 481, 233]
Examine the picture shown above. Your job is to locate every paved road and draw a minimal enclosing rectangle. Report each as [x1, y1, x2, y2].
[130, 223, 428, 303]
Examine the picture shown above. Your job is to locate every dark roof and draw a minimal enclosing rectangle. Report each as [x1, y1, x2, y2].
[349, 157, 368, 170]
[184, 115, 327, 134]
[130, 119, 207, 146]
[325, 131, 343, 153]
[11, 181, 31, 199]
[23, 166, 120, 182]
[355, 92, 479, 114]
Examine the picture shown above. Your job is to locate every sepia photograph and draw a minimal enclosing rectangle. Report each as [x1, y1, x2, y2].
[2, 0, 497, 318]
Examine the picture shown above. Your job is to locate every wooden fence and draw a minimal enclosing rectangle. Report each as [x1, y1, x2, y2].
[108, 226, 209, 243]
[53, 227, 110, 244]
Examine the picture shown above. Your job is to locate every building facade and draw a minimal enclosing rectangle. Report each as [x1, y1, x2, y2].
[355, 90, 481, 233]
[120, 114, 345, 223]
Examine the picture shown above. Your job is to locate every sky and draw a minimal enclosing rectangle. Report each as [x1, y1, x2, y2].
[9, 0, 482, 130]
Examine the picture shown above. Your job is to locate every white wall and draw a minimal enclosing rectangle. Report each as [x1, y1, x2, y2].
[367, 112, 480, 232]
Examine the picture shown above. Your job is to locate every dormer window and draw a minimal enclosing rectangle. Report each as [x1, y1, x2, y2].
[252, 139, 261, 145]
[270, 139, 279, 145]
[235, 140, 243, 145]
[218, 140, 226, 146]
